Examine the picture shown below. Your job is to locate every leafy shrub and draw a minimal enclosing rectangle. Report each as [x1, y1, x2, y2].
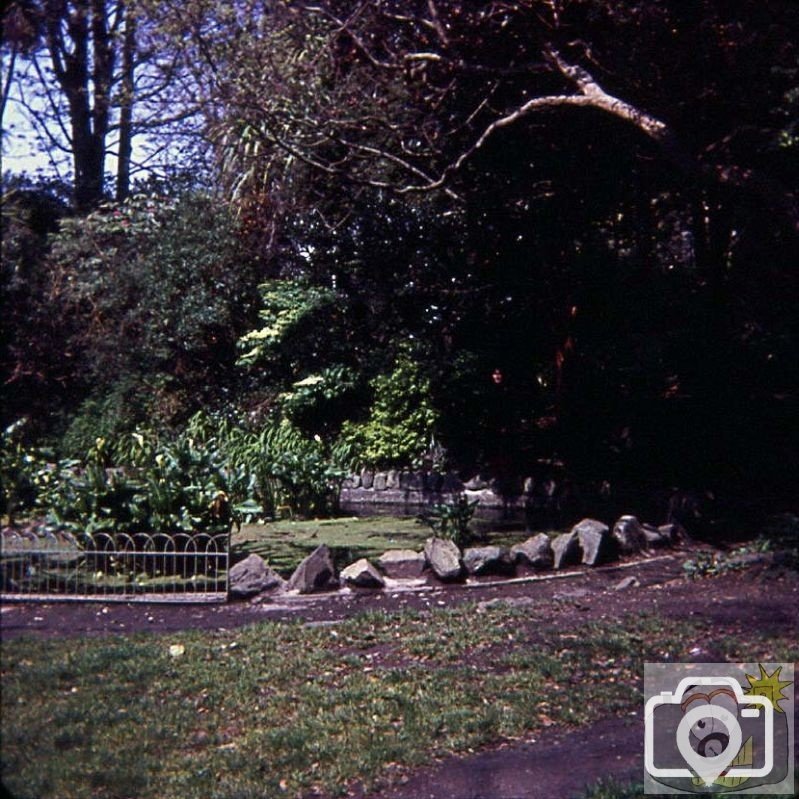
[237, 280, 337, 369]
[6, 428, 240, 537]
[279, 364, 360, 435]
[34, 193, 261, 440]
[0, 420, 49, 524]
[339, 351, 438, 469]
[417, 494, 479, 548]
[181, 412, 347, 519]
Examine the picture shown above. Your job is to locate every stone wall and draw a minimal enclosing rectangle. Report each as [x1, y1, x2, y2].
[339, 469, 554, 514]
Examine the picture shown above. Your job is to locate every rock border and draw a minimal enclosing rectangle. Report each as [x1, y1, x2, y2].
[229, 515, 685, 600]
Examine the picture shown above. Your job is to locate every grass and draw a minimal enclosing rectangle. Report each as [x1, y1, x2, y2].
[2, 604, 796, 799]
[232, 515, 430, 575]
[232, 515, 561, 575]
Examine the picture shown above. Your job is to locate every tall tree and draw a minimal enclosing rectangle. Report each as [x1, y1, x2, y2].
[1, 0, 196, 208]
[175, 0, 797, 486]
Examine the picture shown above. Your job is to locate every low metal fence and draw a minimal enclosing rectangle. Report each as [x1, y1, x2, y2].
[0, 529, 230, 603]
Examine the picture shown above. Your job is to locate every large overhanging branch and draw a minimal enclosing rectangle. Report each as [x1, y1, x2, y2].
[394, 49, 798, 232]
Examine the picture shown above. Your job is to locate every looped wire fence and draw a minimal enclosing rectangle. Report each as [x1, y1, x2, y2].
[0, 528, 230, 603]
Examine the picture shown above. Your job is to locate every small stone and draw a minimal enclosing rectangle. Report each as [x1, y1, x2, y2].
[573, 518, 613, 566]
[552, 531, 580, 569]
[463, 546, 514, 576]
[612, 515, 648, 554]
[424, 537, 463, 581]
[340, 558, 385, 589]
[613, 575, 640, 591]
[511, 534, 554, 569]
[377, 549, 426, 578]
[287, 545, 339, 594]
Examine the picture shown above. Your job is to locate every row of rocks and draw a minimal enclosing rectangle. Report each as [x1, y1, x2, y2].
[229, 515, 681, 599]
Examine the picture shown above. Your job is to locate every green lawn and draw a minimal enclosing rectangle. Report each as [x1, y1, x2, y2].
[2, 604, 795, 799]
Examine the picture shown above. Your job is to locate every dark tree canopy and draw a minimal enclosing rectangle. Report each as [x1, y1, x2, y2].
[3, 0, 797, 498]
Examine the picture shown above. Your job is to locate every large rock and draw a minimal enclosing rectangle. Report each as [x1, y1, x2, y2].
[463, 474, 491, 490]
[612, 515, 648, 554]
[552, 531, 580, 569]
[373, 472, 388, 491]
[573, 518, 614, 566]
[463, 545, 514, 576]
[360, 469, 374, 489]
[511, 534, 554, 569]
[377, 549, 426, 578]
[386, 470, 401, 489]
[658, 523, 684, 544]
[341, 558, 385, 589]
[424, 537, 463, 581]
[228, 554, 285, 598]
[641, 523, 682, 548]
[287, 545, 339, 593]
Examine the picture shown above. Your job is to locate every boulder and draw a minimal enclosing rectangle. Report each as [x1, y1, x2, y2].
[464, 488, 503, 507]
[463, 474, 491, 490]
[360, 469, 374, 489]
[377, 549, 426, 578]
[424, 537, 463, 581]
[341, 558, 385, 589]
[373, 472, 388, 491]
[342, 474, 361, 489]
[612, 515, 648, 554]
[573, 518, 614, 566]
[658, 523, 684, 544]
[463, 545, 514, 576]
[552, 531, 580, 569]
[386, 470, 401, 489]
[228, 554, 285, 598]
[287, 545, 339, 594]
[511, 534, 554, 569]
[643, 524, 671, 548]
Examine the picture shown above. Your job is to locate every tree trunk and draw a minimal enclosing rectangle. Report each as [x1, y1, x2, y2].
[116, 1, 135, 201]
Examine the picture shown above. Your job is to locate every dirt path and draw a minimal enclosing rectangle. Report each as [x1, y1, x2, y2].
[2, 553, 798, 799]
[364, 715, 643, 799]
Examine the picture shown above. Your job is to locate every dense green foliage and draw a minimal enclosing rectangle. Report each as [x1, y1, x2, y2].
[3, 1, 798, 519]
[1, 423, 238, 536]
[339, 351, 439, 469]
